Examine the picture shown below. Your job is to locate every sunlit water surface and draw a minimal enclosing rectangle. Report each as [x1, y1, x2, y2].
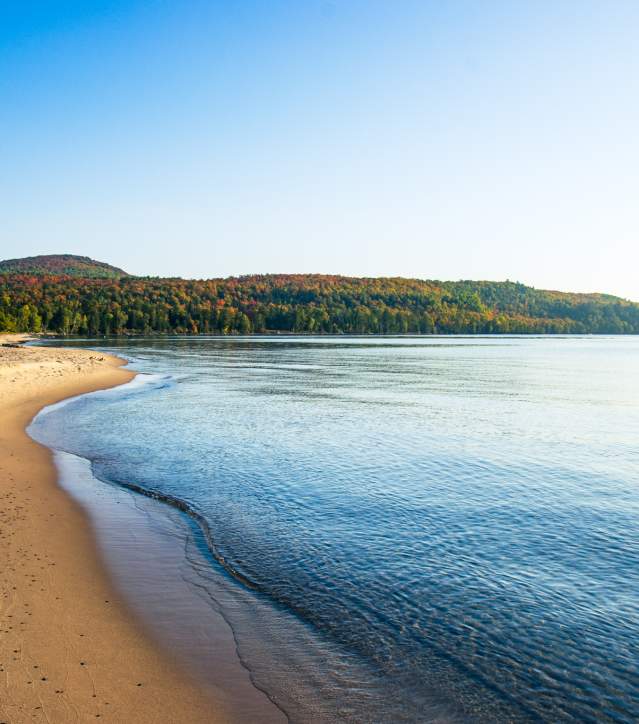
[31, 336, 639, 722]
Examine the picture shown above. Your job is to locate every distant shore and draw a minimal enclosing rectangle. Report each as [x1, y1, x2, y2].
[0, 335, 223, 723]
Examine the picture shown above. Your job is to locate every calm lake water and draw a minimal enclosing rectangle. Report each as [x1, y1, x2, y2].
[31, 336, 639, 722]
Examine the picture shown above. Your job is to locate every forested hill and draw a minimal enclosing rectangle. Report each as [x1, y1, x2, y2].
[1, 272, 638, 335]
[0, 254, 128, 279]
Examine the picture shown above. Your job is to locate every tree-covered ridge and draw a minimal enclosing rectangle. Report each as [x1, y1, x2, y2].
[0, 254, 128, 279]
[1, 273, 638, 335]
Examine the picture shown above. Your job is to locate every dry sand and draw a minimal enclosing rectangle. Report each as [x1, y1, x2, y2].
[0, 336, 225, 723]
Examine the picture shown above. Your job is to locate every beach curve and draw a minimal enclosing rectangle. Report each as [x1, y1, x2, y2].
[0, 335, 226, 723]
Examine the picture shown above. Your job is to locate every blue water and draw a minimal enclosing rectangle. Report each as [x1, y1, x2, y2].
[31, 336, 639, 722]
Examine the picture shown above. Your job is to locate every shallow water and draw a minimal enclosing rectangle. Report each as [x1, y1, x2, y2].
[30, 336, 639, 722]
[49, 450, 286, 723]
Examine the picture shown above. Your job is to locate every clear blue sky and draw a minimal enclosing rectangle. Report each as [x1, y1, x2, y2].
[1, 1, 638, 299]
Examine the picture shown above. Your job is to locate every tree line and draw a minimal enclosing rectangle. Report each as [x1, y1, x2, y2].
[1, 273, 638, 335]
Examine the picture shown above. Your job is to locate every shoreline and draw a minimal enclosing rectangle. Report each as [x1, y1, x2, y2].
[0, 337, 227, 722]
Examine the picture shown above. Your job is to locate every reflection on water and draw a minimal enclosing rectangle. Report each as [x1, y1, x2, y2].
[31, 336, 639, 722]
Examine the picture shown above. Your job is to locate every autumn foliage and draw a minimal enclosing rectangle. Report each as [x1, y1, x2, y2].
[1, 273, 638, 335]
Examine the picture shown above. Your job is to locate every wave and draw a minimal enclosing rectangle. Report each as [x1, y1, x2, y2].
[31, 371, 174, 420]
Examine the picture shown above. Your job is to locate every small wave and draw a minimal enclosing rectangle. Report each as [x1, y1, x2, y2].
[95, 472, 261, 593]
[31, 372, 174, 420]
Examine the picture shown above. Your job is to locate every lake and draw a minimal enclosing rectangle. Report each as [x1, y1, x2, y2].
[30, 336, 639, 722]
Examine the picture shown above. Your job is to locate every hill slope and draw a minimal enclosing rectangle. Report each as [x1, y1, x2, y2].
[1, 267, 638, 335]
[0, 254, 128, 279]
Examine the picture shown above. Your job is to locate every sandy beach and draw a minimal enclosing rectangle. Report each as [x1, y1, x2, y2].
[0, 336, 224, 723]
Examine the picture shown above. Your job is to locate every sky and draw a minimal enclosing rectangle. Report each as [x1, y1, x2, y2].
[1, 1, 638, 299]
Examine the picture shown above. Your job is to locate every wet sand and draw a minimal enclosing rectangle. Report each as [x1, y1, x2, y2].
[0, 336, 228, 723]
